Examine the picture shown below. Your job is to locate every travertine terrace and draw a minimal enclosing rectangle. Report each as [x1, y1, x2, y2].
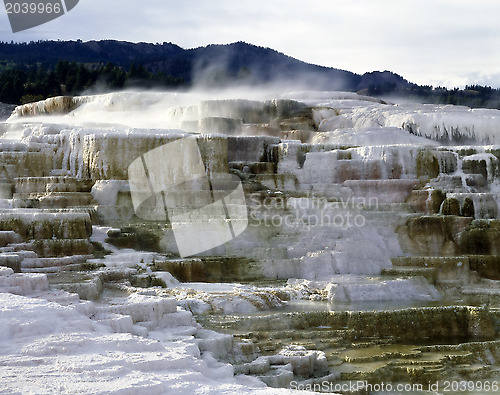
[1, 91, 499, 393]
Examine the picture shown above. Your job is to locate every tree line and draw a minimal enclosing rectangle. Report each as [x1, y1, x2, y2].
[0, 58, 499, 109]
[366, 83, 500, 110]
[0, 60, 186, 104]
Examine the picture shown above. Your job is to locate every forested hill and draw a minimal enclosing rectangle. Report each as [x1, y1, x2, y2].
[0, 40, 360, 89]
[0, 40, 498, 109]
[0, 40, 185, 67]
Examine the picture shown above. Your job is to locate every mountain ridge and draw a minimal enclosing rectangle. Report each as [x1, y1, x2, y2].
[0, 39, 405, 91]
[1, 40, 499, 109]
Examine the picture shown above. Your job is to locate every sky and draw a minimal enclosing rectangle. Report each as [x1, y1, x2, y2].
[0, 0, 499, 88]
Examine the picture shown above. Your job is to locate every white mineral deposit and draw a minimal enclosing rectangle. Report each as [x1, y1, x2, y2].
[1, 90, 499, 394]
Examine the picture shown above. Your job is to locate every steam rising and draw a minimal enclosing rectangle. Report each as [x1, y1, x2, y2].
[5, 87, 302, 130]
[4, 85, 500, 146]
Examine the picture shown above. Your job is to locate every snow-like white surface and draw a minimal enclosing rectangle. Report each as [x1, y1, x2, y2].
[313, 100, 500, 145]
[0, 271, 309, 394]
[311, 126, 439, 146]
[0, 267, 49, 295]
[6, 90, 500, 145]
[2, 89, 499, 393]
[6, 90, 297, 130]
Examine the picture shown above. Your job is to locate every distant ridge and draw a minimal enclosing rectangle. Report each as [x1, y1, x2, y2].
[0, 40, 408, 91]
[1, 40, 498, 108]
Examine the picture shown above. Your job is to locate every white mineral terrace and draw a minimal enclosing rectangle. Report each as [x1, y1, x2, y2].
[1, 90, 500, 394]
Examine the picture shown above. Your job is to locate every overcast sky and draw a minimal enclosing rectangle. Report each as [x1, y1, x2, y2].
[1, 0, 499, 88]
